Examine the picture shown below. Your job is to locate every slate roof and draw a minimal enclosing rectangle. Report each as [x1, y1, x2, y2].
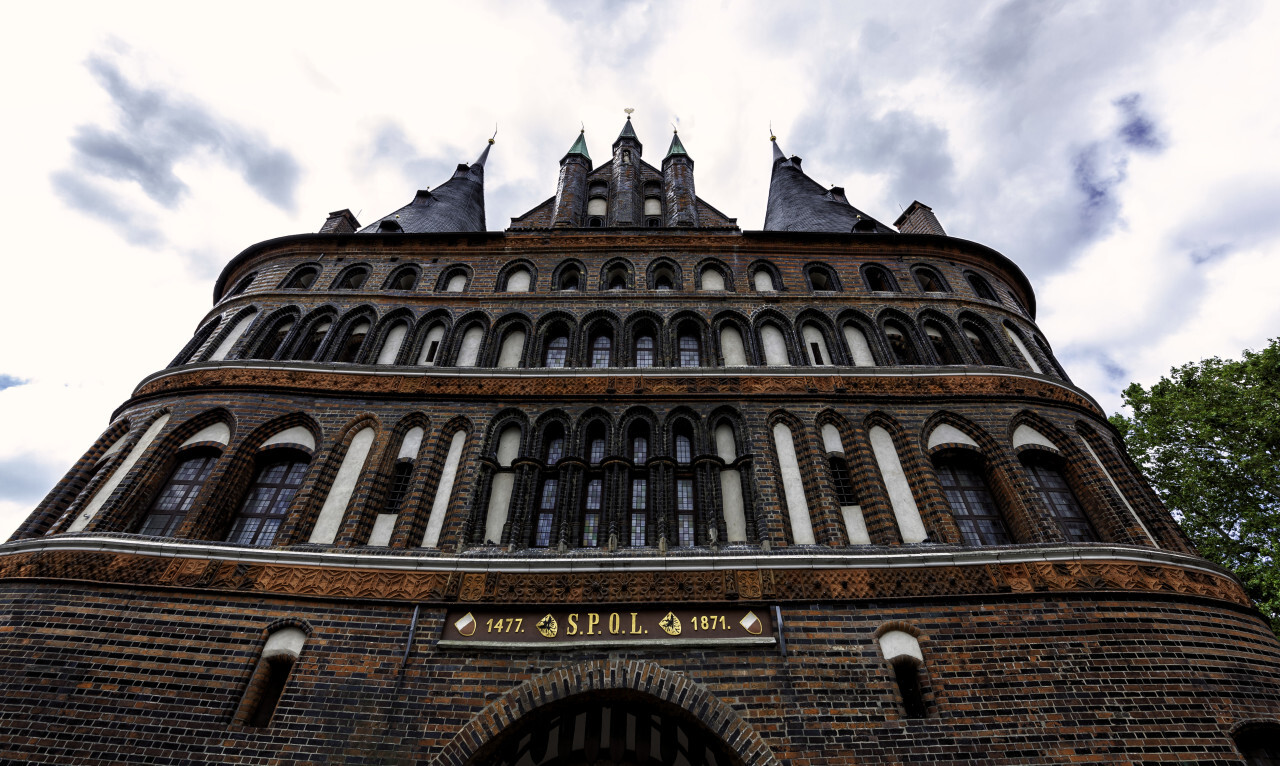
[762, 139, 895, 234]
[358, 142, 490, 234]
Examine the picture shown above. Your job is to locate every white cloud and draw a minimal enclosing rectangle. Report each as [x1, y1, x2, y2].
[1, 0, 1279, 538]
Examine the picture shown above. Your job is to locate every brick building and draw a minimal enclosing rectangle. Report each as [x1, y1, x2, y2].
[3, 118, 1279, 764]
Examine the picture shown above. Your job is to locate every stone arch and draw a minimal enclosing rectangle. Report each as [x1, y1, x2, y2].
[329, 262, 373, 291]
[435, 659, 780, 766]
[578, 310, 623, 368]
[407, 309, 454, 366]
[532, 409, 573, 466]
[367, 307, 417, 365]
[645, 256, 684, 291]
[695, 256, 735, 291]
[169, 315, 222, 367]
[284, 304, 340, 361]
[532, 310, 580, 368]
[667, 311, 711, 368]
[445, 311, 492, 367]
[495, 258, 538, 292]
[435, 264, 472, 292]
[278, 261, 323, 290]
[19, 417, 136, 538]
[321, 305, 379, 364]
[623, 309, 666, 367]
[618, 406, 661, 456]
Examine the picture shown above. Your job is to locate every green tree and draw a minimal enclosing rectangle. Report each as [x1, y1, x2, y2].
[1110, 338, 1280, 632]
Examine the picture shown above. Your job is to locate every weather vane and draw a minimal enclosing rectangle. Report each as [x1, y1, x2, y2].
[489, 124, 497, 145]
[624, 107, 635, 117]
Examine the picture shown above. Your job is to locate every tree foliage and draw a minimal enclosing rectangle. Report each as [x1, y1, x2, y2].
[1110, 338, 1280, 632]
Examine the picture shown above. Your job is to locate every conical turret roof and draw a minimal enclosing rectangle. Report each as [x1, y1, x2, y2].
[612, 116, 642, 153]
[665, 130, 689, 159]
[360, 139, 491, 233]
[763, 138, 893, 233]
[563, 129, 591, 163]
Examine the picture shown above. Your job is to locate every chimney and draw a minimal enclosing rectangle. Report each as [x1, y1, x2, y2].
[319, 209, 360, 234]
[894, 201, 945, 236]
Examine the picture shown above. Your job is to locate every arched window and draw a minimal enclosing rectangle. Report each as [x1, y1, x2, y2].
[545, 335, 569, 368]
[503, 267, 532, 292]
[208, 310, 258, 362]
[923, 323, 961, 365]
[375, 322, 408, 365]
[672, 422, 696, 547]
[806, 264, 840, 292]
[863, 265, 898, 292]
[335, 321, 370, 363]
[760, 324, 789, 366]
[385, 266, 419, 291]
[720, 323, 748, 366]
[590, 334, 612, 368]
[137, 450, 219, 537]
[1235, 722, 1280, 766]
[250, 317, 295, 360]
[234, 625, 307, 728]
[588, 217, 604, 227]
[484, 425, 523, 544]
[587, 197, 607, 221]
[557, 265, 581, 291]
[456, 324, 485, 367]
[604, 263, 629, 290]
[496, 327, 527, 368]
[226, 272, 257, 298]
[533, 423, 566, 549]
[226, 452, 310, 546]
[580, 420, 608, 548]
[369, 426, 424, 546]
[966, 272, 999, 302]
[293, 319, 332, 361]
[628, 422, 651, 546]
[282, 266, 319, 290]
[1003, 323, 1044, 373]
[878, 630, 928, 719]
[714, 421, 749, 543]
[439, 268, 469, 293]
[677, 332, 701, 367]
[843, 323, 877, 367]
[545, 432, 565, 465]
[333, 266, 370, 290]
[912, 267, 948, 293]
[1034, 336, 1068, 378]
[384, 460, 414, 514]
[1022, 454, 1097, 542]
[753, 267, 776, 292]
[962, 324, 1002, 366]
[700, 265, 726, 291]
[650, 262, 679, 291]
[801, 323, 832, 366]
[644, 195, 662, 218]
[821, 423, 870, 544]
[417, 323, 446, 365]
[934, 452, 1010, 546]
[883, 322, 920, 365]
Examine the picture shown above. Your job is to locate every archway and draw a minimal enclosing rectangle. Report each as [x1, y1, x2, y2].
[469, 692, 743, 766]
[435, 660, 778, 766]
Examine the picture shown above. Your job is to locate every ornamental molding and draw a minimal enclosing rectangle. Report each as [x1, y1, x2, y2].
[0, 536, 1248, 608]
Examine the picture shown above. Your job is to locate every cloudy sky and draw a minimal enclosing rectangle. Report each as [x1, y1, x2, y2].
[1, 1, 1278, 539]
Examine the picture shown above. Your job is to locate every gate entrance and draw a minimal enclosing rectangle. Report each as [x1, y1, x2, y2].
[467, 694, 745, 766]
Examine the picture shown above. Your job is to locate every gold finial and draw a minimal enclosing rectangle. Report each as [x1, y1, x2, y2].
[580, 121, 585, 133]
[769, 121, 776, 142]
[624, 107, 635, 117]
[671, 121, 678, 134]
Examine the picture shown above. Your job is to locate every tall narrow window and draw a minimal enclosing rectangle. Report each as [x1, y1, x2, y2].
[635, 335, 655, 367]
[632, 435, 649, 463]
[418, 324, 445, 365]
[963, 326, 1001, 366]
[137, 451, 218, 537]
[294, 320, 331, 361]
[582, 478, 602, 547]
[630, 479, 648, 546]
[589, 437, 606, 464]
[924, 324, 961, 365]
[893, 660, 928, 719]
[676, 478, 695, 546]
[533, 479, 557, 547]
[967, 273, 998, 301]
[384, 459, 414, 513]
[545, 335, 569, 368]
[828, 455, 857, 507]
[591, 335, 612, 367]
[251, 319, 294, 360]
[1023, 456, 1097, 542]
[678, 334, 700, 367]
[235, 626, 306, 728]
[546, 436, 564, 465]
[675, 434, 692, 464]
[336, 322, 370, 363]
[884, 323, 920, 365]
[935, 454, 1011, 546]
[227, 454, 309, 547]
[864, 266, 896, 292]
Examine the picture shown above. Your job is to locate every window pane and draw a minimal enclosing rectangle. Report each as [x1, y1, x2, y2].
[138, 454, 217, 537]
[546, 438, 564, 465]
[591, 335, 612, 367]
[675, 435, 691, 464]
[589, 438, 605, 464]
[677, 478, 694, 511]
[677, 514, 695, 547]
[534, 512, 554, 547]
[540, 479, 559, 510]
[632, 437, 648, 463]
[636, 335, 654, 367]
[936, 459, 1011, 546]
[546, 336, 568, 367]
[678, 335, 699, 367]
[631, 478, 647, 509]
[582, 513, 600, 547]
[586, 478, 603, 510]
[630, 513, 647, 546]
[1026, 461, 1098, 542]
[227, 457, 307, 547]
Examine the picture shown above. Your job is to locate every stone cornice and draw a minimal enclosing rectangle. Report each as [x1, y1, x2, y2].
[124, 364, 1105, 417]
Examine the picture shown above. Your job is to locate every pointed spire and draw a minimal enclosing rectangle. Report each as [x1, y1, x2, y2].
[359, 139, 487, 234]
[665, 129, 689, 159]
[612, 111, 642, 153]
[564, 129, 591, 162]
[474, 130, 496, 167]
[771, 133, 785, 163]
[764, 136, 891, 234]
[618, 116, 638, 140]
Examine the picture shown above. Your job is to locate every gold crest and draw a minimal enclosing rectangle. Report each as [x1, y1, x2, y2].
[740, 611, 762, 635]
[658, 611, 682, 636]
[536, 614, 558, 638]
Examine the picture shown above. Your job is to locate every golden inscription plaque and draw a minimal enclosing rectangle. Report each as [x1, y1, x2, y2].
[440, 606, 775, 649]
